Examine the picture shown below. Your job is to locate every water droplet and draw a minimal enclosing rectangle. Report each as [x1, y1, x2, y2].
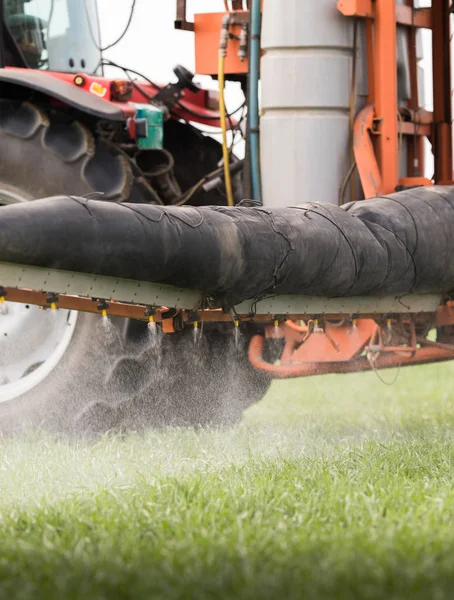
[147, 321, 163, 357]
[96, 315, 124, 350]
[193, 326, 201, 346]
[233, 325, 241, 349]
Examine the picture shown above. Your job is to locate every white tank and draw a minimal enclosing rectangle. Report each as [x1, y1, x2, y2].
[260, 0, 364, 206]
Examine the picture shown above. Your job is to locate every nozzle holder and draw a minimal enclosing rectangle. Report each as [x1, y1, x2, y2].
[144, 305, 157, 318]
[272, 314, 287, 324]
[187, 310, 199, 323]
[96, 299, 109, 312]
[46, 293, 58, 305]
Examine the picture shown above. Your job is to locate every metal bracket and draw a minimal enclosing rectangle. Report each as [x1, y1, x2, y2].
[175, 0, 194, 31]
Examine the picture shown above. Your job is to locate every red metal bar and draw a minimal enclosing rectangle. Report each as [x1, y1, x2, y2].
[365, 17, 375, 105]
[398, 121, 431, 137]
[406, 0, 422, 178]
[395, 5, 431, 28]
[432, 0, 453, 184]
[374, 0, 399, 194]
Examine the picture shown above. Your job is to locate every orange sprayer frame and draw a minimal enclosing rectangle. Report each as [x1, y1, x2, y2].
[247, 0, 454, 378]
[339, 0, 453, 196]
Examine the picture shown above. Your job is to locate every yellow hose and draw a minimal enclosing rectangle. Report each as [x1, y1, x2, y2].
[218, 54, 235, 207]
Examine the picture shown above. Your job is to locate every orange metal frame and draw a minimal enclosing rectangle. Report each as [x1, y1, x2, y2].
[247, 0, 454, 378]
[248, 306, 454, 378]
[339, 0, 453, 196]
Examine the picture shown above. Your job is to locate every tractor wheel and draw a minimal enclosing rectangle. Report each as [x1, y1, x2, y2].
[0, 100, 159, 432]
[0, 100, 268, 433]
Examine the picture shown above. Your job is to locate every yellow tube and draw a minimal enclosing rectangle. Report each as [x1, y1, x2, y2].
[218, 54, 235, 207]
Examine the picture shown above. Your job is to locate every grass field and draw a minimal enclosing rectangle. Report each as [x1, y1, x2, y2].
[0, 361, 454, 599]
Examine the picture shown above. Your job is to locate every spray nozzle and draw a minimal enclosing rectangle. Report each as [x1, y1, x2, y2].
[46, 293, 59, 310]
[145, 305, 156, 318]
[96, 299, 109, 317]
[145, 306, 158, 331]
[0, 287, 6, 315]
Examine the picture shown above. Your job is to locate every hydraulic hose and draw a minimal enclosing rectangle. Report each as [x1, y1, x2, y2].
[248, 0, 262, 204]
[219, 15, 235, 207]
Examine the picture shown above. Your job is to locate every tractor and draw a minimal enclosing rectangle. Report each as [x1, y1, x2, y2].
[0, 0, 453, 433]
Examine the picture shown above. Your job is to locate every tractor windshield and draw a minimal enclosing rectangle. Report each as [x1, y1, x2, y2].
[5, 0, 101, 73]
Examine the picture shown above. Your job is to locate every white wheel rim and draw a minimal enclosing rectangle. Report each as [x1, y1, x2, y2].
[0, 186, 78, 403]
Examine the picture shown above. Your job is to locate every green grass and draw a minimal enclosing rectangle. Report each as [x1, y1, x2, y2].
[1, 361, 454, 599]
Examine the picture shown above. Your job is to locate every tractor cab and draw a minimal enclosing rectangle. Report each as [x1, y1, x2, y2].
[4, 0, 101, 72]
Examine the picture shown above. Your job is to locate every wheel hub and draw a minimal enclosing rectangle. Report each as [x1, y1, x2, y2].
[0, 302, 78, 402]
[0, 185, 78, 403]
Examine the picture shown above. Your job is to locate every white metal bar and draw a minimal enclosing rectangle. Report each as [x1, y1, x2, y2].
[0, 262, 203, 310]
[234, 293, 442, 315]
[0, 261, 443, 316]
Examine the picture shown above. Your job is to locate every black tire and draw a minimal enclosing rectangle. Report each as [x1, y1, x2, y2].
[0, 101, 267, 433]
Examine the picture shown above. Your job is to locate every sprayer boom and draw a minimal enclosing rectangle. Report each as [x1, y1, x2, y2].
[0, 260, 445, 323]
[1, 186, 454, 381]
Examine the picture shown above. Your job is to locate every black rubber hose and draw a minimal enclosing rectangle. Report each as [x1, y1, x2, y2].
[0, 186, 453, 305]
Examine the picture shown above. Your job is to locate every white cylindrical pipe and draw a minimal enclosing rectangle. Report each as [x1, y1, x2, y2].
[260, 0, 366, 206]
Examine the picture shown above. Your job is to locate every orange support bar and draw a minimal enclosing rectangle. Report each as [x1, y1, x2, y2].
[354, 105, 382, 198]
[248, 335, 454, 379]
[374, 0, 399, 195]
